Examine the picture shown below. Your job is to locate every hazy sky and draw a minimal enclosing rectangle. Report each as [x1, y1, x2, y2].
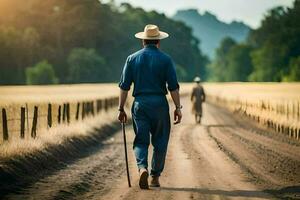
[105, 0, 294, 28]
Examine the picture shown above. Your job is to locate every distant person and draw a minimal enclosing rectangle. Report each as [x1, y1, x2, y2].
[191, 76, 205, 124]
[117, 24, 182, 189]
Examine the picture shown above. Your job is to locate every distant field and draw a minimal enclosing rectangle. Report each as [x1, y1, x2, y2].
[0, 83, 193, 105]
[0, 84, 119, 105]
[203, 82, 300, 102]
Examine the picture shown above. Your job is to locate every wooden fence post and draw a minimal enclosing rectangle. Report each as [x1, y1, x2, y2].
[108, 98, 112, 109]
[96, 100, 100, 113]
[86, 102, 90, 115]
[31, 106, 38, 139]
[62, 103, 66, 123]
[47, 103, 52, 128]
[2, 108, 8, 141]
[26, 103, 29, 135]
[97, 99, 102, 113]
[85, 102, 88, 117]
[104, 99, 108, 112]
[76, 102, 80, 120]
[91, 101, 94, 116]
[82, 102, 86, 119]
[58, 105, 61, 124]
[89, 101, 92, 115]
[20, 107, 26, 139]
[88, 102, 91, 115]
[66, 103, 70, 123]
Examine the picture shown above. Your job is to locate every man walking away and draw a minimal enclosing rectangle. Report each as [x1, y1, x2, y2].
[191, 76, 205, 124]
[117, 24, 182, 189]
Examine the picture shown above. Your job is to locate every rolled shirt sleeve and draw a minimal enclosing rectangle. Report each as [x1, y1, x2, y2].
[166, 59, 180, 91]
[119, 56, 133, 91]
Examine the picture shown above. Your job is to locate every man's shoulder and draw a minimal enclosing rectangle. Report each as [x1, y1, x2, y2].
[153, 50, 173, 65]
[127, 49, 144, 61]
[158, 50, 172, 61]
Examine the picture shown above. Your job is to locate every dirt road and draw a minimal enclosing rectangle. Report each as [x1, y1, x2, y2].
[4, 97, 300, 200]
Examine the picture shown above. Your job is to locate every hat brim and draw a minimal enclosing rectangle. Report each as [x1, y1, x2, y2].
[134, 31, 169, 40]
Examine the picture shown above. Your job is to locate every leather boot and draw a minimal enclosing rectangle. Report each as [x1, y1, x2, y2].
[139, 168, 149, 189]
[150, 176, 160, 187]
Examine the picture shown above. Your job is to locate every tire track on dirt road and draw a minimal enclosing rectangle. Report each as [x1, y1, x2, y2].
[204, 103, 300, 199]
[102, 98, 273, 200]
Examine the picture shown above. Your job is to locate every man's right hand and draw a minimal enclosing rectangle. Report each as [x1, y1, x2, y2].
[174, 109, 182, 125]
[118, 111, 127, 123]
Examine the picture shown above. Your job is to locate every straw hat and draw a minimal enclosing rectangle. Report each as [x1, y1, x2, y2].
[135, 24, 169, 40]
[194, 76, 201, 82]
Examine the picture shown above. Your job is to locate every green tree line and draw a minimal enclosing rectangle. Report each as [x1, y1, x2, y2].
[0, 0, 207, 85]
[209, 0, 300, 82]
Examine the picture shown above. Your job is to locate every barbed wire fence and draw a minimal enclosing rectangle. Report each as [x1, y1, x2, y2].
[207, 95, 300, 140]
[0, 97, 119, 144]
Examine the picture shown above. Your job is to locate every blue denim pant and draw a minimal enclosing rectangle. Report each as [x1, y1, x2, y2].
[131, 95, 171, 177]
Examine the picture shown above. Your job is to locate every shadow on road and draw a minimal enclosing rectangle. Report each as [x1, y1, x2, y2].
[159, 186, 300, 199]
[265, 185, 300, 199]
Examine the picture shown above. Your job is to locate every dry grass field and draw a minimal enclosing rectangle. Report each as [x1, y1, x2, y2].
[0, 112, 116, 159]
[0, 84, 120, 145]
[202, 82, 300, 140]
[0, 82, 299, 146]
[0, 83, 119, 105]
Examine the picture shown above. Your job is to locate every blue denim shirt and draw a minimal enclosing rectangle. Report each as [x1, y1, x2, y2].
[119, 45, 179, 97]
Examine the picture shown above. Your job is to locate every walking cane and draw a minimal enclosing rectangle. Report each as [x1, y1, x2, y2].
[122, 122, 131, 187]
